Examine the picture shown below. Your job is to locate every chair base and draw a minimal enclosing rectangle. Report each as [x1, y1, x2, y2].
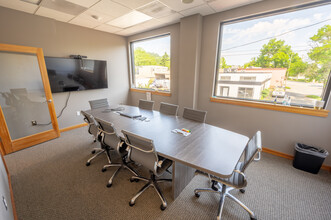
[86, 145, 113, 166]
[102, 159, 138, 188]
[194, 183, 256, 220]
[129, 173, 172, 211]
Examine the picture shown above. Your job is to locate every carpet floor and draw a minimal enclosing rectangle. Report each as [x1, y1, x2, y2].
[4, 127, 331, 220]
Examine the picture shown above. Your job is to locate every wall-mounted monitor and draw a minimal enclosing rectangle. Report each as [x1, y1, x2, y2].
[44, 57, 108, 93]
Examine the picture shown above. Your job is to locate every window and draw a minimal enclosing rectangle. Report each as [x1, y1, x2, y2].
[238, 88, 254, 99]
[240, 76, 256, 81]
[218, 86, 230, 96]
[220, 75, 231, 80]
[214, 3, 331, 109]
[130, 34, 171, 92]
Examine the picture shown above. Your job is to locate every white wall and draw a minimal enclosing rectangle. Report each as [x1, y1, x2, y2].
[0, 7, 130, 130]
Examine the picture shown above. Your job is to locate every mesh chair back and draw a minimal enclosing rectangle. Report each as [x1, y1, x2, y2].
[139, 99, 154, 110]
[89, 98, 109, 109]
[183, 107, 207, 123]
[159, 102, 179, 115]
[95, 117, 121, 150]
[81, 111, 98, 138]
[122, 130, 159, 174]
[242, 131, 262, 171]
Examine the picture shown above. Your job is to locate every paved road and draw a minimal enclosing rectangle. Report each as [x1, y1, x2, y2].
[285, 81, 323, 106]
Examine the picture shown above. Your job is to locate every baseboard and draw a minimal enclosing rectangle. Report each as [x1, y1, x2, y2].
[262, 147, 331, 172]
[59, 123, 87, 133]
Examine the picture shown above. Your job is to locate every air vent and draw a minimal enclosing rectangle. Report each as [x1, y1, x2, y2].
[41, 0, 87, 16]
[137, 1, 175, 18]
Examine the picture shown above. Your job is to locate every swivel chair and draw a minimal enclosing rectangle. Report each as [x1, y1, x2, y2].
[95, 117, 138, 188]
[122, 130, 172, 210]
[194, 131, 262, 220]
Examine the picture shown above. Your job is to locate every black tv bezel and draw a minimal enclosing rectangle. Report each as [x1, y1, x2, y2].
[44, 56, 108, 93]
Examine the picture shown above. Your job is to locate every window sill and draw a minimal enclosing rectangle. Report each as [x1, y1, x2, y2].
[210, 97, 329, 117]
[130, 88, 171, 97]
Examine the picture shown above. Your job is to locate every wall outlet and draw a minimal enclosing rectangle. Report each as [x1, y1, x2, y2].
[76, 111, 81, 116]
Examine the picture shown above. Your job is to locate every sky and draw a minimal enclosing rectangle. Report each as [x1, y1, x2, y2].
[133, 35, 170, 56]
[220, 3, 331, 66]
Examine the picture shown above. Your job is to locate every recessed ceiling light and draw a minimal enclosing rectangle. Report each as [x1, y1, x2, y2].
[91, 15, 101, 21]
[107, 11, 152, 29]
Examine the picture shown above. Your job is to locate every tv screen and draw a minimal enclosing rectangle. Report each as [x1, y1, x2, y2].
[44, 57, 108, 93]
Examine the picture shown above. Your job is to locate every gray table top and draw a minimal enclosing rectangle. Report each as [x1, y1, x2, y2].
[87, 105, 249, 178]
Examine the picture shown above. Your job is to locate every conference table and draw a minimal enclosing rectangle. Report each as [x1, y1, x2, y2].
[87, 105, 249, 199]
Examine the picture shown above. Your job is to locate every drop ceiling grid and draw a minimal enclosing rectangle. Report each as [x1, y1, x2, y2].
[0, 0, 264, 36]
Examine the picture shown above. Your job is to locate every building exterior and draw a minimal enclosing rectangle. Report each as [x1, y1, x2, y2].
[216, 68, 272, 99]
[238, 68, 287, 88]
[135, 65, 170, 90]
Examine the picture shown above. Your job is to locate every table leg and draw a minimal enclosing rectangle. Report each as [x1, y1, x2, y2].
[172, 161, 195, 199]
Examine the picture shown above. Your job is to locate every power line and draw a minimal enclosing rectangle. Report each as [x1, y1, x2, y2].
[221, 18, 331, 51]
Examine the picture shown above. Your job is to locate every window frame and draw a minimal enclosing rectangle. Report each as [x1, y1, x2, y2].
[212, 1, 331, 116]
[129, 33, 171, 96]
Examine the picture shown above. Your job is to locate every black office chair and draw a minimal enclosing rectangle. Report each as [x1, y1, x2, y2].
[139, 99, 154, 110]
[95, 117, 138, 188]
[194, 131, 262, 220]
[183, 107, 207, 123]
[122, 130, 172, 210]
[159, 102, 179, 115]
[89, 98, 109, 109]
[81, 111, 111, 166]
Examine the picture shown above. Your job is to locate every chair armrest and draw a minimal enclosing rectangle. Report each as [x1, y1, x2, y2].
[233, 169, 247, 181]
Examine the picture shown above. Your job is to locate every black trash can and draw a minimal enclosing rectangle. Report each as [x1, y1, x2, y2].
[293, 143, 329, 174]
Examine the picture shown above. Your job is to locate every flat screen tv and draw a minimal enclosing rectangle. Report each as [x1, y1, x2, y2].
[44, 57, 108, 93]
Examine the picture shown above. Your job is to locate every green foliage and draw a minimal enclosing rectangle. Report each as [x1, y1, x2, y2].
[306, 95, 321, 100]
[243, 38, 307, 76]
[160, 52, 170, 69]
[220, 57, 231, 69]
[137, 78, 155, 89]
[260, 88, 270, 100]
[134, 47, 170, 68]
[305, 24, 331, 83]
[285, 86, 291, 89]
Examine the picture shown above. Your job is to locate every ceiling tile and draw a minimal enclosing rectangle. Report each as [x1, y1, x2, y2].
[208, 0, 263, 12]
[89, 0, 132, 18]
[159, 0, 205, 12]
[94, 24, 123, 33]
[77, 8, 115, 24]
[69, 16, 100, 28]
[40, 0, 87, 16]
[0, 0, 38, 14]
[158, 13, 183, 24]
[107, 11, 152, 29]
[35, 6, 75, 22]
[112, 0, 154, 10]
[116, 25, 148, 36]
[65, 0, 100, 8]
[140, 18, 164, 29]
[137, 1, 175, 19]
[180, 3, 215, 16]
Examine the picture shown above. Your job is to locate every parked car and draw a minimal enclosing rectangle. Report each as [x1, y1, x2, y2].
[272, 87, 286, 98]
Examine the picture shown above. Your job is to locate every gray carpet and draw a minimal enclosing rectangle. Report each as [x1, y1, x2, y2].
[4, 127, 331, 220]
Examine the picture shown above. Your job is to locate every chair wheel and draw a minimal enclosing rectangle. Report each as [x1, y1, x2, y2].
[129, 201, 135, 206]
[93, 140, 96, 142]
[160, 204, 167, 211]
[106, 183, 112, 188]
[130, 177, 139, 182]
[86, 162, 91, 166]
[240, 189, 245, 193]
[91, 150, 96, 154]
[250, 217, 257, 220]
[102, 168, 107, 172]
[195, 192, 200, 198]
